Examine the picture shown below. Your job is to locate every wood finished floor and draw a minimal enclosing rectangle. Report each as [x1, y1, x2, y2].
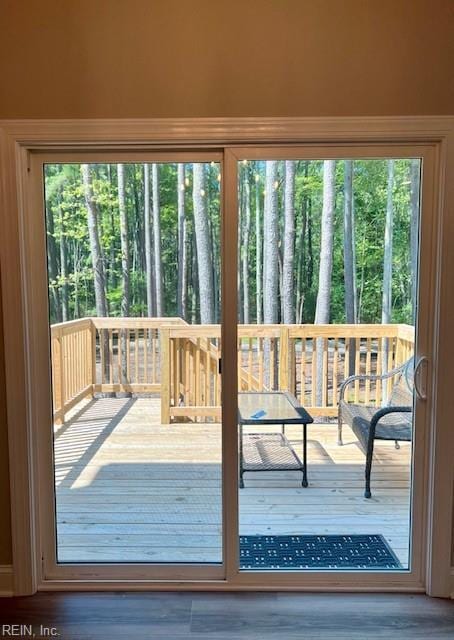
[54, 397, 411, 565]
[0, 592, 453, 639]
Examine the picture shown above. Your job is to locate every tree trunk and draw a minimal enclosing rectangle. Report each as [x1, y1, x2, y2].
[152, 164, 163, 316]
[45, 203, 61, 323]
[255, 172, 262, 324]
[81, 163, 108, 379]
[81, 164, 108, 317]
[143, 164, 155, 316]
[177, 163, 188, 320]
[192, 164, 214, 324]
[315, 160, 336, 405]
[382, 160, 394, 385]
[282, 160, 296, 324]
[343, 160, 357, 375]
[107, 165, 117, 292]
[410, 159, 420, 321]
[242, 166, 251, 324]
[117, 164, 130, 317]
[263, 161, 279, 324]
[117, 164, 130, 382]
[191, 230, 199, 324]
[263, 161, 279, 388]
[58, 204, 69, 322]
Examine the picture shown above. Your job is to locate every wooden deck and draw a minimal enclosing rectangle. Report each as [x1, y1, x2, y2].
[54, 397, 411, 566]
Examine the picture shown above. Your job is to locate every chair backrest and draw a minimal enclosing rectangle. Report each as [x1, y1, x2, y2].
[389, 358, 414, 407]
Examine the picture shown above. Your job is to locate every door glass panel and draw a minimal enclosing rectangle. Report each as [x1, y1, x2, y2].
[44, 161, 222, 564]
[237, 158, 420, 571]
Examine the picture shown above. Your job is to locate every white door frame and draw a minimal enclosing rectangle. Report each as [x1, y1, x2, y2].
[1, 117, 453, 596]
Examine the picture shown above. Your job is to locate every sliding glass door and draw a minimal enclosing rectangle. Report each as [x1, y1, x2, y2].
[35, 152, 225, 579]
[31, 144, 435, 587]
[227, 146, 433, 585]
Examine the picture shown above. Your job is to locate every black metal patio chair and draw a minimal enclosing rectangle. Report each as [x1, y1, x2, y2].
[338, 358, 414, 498]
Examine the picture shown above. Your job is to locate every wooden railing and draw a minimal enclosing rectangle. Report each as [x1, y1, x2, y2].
[50, 318, 414, 424]
[51, 319, 93, 424]
[50, 317, 186, 423]
[161, 323, 415, 422]
[91, 317, 186, 394]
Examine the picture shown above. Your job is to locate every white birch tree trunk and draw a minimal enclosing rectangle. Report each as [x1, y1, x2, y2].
[315, 160, 336, 405]
[192, 163, 214, 324]
[282, 160, 296, 324]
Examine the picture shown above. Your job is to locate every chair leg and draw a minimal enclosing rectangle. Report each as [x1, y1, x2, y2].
[337, 413, 343, 446]
[365, 441, 374, 499]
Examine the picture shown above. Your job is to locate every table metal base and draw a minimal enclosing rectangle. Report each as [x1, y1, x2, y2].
[239, 424, 308, 488]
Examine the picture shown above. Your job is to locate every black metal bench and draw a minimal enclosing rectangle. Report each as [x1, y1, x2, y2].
[338, 359, 414, 498]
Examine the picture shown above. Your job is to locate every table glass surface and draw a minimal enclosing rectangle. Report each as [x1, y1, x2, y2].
[238, 392, 312, 424]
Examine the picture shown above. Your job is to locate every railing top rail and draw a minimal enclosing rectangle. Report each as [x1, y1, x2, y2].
[50, 318, 92, 335]
[92, 317, 188, 329]
[49, 318, 414, 344]
[396, 324, 415, 341]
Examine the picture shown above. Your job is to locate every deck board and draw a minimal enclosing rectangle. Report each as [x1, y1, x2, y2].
[55, 397, 411, 565]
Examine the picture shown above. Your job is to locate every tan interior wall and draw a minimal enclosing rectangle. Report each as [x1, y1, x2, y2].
[0, 0, 453, 566]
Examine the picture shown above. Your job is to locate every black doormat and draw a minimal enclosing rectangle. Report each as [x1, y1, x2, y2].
[239, 534, 402, 569]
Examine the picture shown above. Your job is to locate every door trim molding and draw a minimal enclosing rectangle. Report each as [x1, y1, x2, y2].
[1, 116, 453, 596]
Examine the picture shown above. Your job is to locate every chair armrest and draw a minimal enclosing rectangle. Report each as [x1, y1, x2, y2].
[369, 405, 413, 440]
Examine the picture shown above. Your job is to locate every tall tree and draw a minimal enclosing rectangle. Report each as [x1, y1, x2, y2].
[296, 162, 309, 323]
[315, 160, 336, 404]
[143, 163, 155, 316]
[343, 160, 357, 374]
[241, 165, 251, 324]
[255, 172, 262, 324]
[177, 163, 188, 320]
[117, 164, 130, 381]
[81, 164, 108, 317]
[263, 161, 279, 324]
[263, 161, 279, 387]
[409, 159, 420, 320]
[58, 202, 69, 322]
[45, 203, 61, 322]
[382, 160, 394, 380]
[117, 164, 130, 317]
[282, 160, 296, 324]
[152, 164, 163, 316]
[192, 164, 215, 324]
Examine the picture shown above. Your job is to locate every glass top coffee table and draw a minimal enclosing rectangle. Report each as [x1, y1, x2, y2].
[238, 391, 314, 489]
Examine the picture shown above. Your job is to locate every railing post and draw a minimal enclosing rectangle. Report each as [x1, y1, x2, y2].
[160, 327, 171, 424]
[57, 329, 65, 424]
[279, 327, 290, 391]
[90, 319, 97, 396]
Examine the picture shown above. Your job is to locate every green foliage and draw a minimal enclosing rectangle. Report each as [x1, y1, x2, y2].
[44, 159, 417, 326]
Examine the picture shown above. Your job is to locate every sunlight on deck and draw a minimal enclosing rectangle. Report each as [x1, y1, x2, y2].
[54, 397, 411, 566]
